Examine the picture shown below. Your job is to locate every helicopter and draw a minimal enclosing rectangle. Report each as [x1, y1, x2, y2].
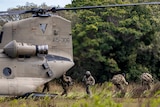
[0, 2, 160, 98]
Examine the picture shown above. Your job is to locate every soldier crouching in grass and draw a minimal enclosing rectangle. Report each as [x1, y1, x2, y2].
[131, 73, 154, 98]
[111, 73, 128, 97]
[60, 73, 73, 97]
[141, 72, 153, 90]
[82, 71, 95, 97]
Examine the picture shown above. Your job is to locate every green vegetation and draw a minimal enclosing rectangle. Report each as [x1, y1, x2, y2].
[0, 1, 160, 106]
[0, 0, 160, 106]
[0, 82, 159, 107]
[69, 0, 160, 83]
[0, 0, 160, 83]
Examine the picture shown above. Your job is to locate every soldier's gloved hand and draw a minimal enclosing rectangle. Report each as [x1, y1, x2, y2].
[86, 81, 91, 85]
[125, 82, 128, 85]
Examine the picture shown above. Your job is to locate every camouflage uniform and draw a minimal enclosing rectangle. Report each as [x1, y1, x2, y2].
[82, 71, 95, 96]
[42, 82, 50, 92]
[140, 73, 153, 90]
[60, 74, 73, 96]
[111, 74, 128, 95]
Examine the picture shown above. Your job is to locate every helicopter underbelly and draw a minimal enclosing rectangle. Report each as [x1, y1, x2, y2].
[0, 77, 44, 96]
[0, 59, 74, 96]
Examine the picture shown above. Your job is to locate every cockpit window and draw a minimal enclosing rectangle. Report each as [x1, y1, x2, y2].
[0, 31, 3, 43]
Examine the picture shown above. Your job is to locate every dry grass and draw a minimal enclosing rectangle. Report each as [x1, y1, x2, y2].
[149, 82, 160, 97]
[0, 81, 159, 107]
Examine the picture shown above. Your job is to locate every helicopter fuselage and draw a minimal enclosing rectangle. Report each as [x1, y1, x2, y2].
[0, 15, 74, 96]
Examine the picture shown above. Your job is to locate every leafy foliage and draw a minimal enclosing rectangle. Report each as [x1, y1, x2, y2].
[69, 0, 160, 82]
[1, 0, 160, 83]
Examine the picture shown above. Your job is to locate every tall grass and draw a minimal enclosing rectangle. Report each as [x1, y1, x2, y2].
[0, 82, 159, 107]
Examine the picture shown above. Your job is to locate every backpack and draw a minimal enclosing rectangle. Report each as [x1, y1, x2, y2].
[111, 74, 123, 84]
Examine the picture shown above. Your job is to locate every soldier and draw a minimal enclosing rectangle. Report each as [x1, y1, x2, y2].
[42, 82, 50, 92]
[140, 72, 153, 90]
[111, 73, 128, 96]
[82, 71, 95, 96]
[60, 73, 73, 96]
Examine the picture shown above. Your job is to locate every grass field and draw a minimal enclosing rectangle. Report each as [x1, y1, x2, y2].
[0, 81, 160, 107]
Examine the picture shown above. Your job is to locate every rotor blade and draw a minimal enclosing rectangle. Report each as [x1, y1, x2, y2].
[52, 2, 160, 12]
[0, 8, 47, 16]
[1, 2, 160, 16]
[0, 10, 26, 16]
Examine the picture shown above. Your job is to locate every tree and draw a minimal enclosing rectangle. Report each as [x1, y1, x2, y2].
[70, 0, 160, 82]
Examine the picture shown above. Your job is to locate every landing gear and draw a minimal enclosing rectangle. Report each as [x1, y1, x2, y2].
[16, 92, 58, 99]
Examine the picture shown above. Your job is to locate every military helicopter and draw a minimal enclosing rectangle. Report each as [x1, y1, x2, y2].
[0, 2, 160, 98]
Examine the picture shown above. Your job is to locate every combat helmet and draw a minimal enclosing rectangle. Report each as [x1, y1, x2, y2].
[85, 71, 91, 76]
